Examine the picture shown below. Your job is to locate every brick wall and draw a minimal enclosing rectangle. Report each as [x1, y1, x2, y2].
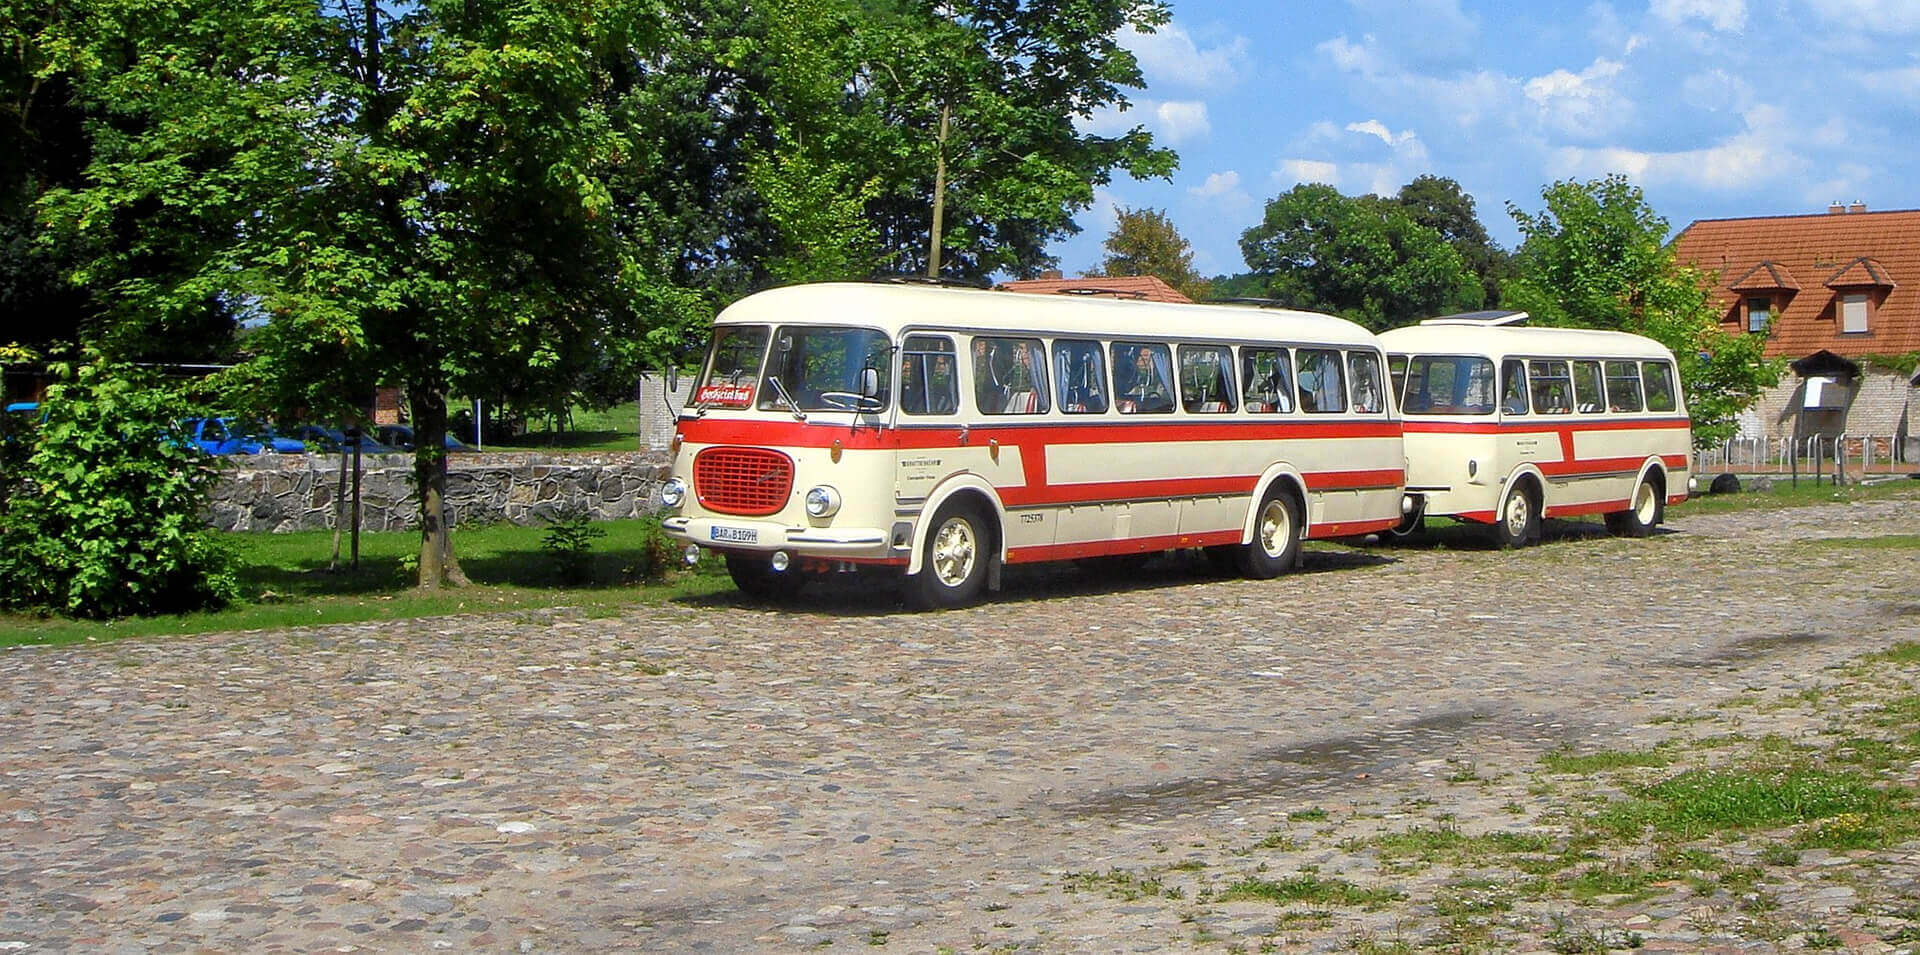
[636, 373, 696, 450]
[1737, 368, 1914, 449]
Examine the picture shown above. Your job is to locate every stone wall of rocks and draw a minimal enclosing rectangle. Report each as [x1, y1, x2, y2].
[206, 451, 671, 532]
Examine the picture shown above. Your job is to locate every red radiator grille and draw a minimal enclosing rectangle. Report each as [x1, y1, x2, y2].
[694, 447, 794, 516]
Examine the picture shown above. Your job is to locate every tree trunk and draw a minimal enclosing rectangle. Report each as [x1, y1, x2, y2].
[410, 385, 470, 589]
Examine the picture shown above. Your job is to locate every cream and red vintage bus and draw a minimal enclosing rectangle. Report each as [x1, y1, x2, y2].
[1378, 311, 1690, 546]
[658, 282, 1406, 606]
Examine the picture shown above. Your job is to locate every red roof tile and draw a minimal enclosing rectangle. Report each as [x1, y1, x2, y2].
[1673, 209, 1920, 358]
[1728, 260, 1800, 291]
[996, 275, 1194, 304]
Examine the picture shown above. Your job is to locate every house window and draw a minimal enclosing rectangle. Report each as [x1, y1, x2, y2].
[1746, 296, 1771, 333]
[1841, 293, 1869, 334]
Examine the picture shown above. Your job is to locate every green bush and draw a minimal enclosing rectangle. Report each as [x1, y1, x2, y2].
[0, 362, 239, 618]
[540, 505, 607, 584]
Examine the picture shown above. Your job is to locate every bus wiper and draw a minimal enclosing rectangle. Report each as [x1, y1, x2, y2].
[766, 376, 807, 421]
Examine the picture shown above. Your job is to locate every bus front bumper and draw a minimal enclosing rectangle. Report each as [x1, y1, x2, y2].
[662, 517, 893, 558]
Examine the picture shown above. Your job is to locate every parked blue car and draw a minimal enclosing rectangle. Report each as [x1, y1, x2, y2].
[374, 424, 472, 453]
[180, 417, 306, 455]
[285, 424, 399, 455]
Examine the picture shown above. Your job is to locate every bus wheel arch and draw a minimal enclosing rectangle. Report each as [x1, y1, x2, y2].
[1492, 469, 1543, 548]
[1235, 469, 1307, 578]
[907, 478, 1005, 577]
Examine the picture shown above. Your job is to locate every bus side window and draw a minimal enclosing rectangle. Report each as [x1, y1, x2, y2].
[1240, 347, 1292, 414]
[1348, 351, 1384, 414]
[1500, 359, 1529, 415]
[1604, 360, 1644, 412]
[1297, 349, 1346, 413]
[972, 336, 1050, 415]
[1112, 342, 1175, 414]
[1052, 339, 1108, 414]
[1179, 344, 1236, 413]
[1643, 360, 1678, 412]
[1529, 359, 1573, 414]
[1571, 360, 1604, 414]
[900, 335, 957, 416]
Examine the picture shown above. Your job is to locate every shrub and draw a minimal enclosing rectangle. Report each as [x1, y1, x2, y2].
[0, 362, 239, 617]
[541, 505, 607, 584]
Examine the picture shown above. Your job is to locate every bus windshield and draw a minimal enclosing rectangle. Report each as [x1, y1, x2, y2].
[693, 325, 770, 409]
[758, 326, 894, 413]
[1400, 356, 1496, 415]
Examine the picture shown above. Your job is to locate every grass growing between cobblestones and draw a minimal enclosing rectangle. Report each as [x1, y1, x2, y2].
[1668, 473, 1920, 515]
[1049, 641, 1920, 950]
[0, 518, 731, 647]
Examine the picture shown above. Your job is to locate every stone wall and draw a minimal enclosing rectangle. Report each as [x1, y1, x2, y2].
[207, 451, 671, 533]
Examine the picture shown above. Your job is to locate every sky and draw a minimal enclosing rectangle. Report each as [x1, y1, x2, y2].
[1050, 0, 1920, 280]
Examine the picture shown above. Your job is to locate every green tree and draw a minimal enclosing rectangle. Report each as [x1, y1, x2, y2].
[1087, 205, 1211, 300]
[38, 0, 697, 587]
[1394, 174, 1507, 305]
[0, 359, 238, 618]
[1238, 183, 1482, 329]
[1503, 174, 1780, 448]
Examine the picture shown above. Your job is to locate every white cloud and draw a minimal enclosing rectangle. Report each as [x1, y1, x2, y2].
[1121, 23, 1249, 89]
[1858, 65, 1920, 95]
[1189, 170, 1242, 199]
[1342, 0, 1479, 67]
[1524, 58, 1630, 135]
[1804, 0, 1920, 34]
[1319, 35, 1389, 75]
[1277, 159, 1341, 184]
[1651, 0, 1747, 32]
[1316, 35, 1514, 130]
[1545, 104, 1801, 190]
[1153, 101, 1212, 144]
[1346, 119, 1417, 147]
[1679, 68, 1753, 112]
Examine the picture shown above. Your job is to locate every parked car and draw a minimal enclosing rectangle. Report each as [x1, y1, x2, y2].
[180, 417, 306, 455]
[285, 424, 399, 455]
[373, 424, 472, 453]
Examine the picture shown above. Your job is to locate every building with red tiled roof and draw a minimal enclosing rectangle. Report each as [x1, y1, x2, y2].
[1673, 205, 1920, 460]
[996, 274, 1194, 304]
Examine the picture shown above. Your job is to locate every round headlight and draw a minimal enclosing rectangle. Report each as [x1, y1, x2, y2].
[659, 476, 687, 508]
[804, 485, 841, 517]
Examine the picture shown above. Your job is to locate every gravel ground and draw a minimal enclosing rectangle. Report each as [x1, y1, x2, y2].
[2, 495, 1917, 952]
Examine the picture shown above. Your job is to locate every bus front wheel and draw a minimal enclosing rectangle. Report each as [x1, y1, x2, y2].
[1490, 482, 1540, 549]
[907, 501, 992, 608]
[1235, 489, 1301, 580]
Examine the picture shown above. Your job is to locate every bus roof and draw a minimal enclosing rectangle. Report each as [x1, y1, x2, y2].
[714, 282, 1384, 349]
[1377, 322, 1678, 362]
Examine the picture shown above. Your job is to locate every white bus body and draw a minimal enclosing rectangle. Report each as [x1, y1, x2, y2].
[1379, 314, 1690, 545]
[658, 282, 1406, 605]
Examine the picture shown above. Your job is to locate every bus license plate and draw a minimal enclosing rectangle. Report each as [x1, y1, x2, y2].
[709, 525, 757, 544]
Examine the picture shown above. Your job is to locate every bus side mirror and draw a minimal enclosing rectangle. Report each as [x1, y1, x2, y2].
[665, 365, 679, 392]
[859, 366, 880, 400]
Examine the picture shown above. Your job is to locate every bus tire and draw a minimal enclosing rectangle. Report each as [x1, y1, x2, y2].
[1606, 472, 1663, 538]
[726, 554, 808, 601]
[907, 500, 992, 608]
[1490, 480, 1540, 549]
[1235, 487, 1301, 580]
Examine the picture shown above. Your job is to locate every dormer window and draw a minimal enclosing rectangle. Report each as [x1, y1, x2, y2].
[1841, 293, 1870, 333]
[1745, 296, 1771, 333]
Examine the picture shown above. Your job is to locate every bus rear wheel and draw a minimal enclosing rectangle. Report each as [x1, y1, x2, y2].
[1605, 473, 1663, 538]
[1235, 489, 1301, 579]
[726, 554, 808, 601]
[907, 501, 992, 609]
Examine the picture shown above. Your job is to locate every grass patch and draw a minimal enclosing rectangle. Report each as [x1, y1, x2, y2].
[1668, 478, 1920, 516]
[1061, 868, 1171, 901]
[1592, 767, 1909, 842]
[1808, 534, 1920, 550]
[1218, 875, 1402, 908]
[0, 518, 731, 647]
[488, 403, 642, 452]
[1863, 641, 1920, 665]
[1541, 747, 1673, 774]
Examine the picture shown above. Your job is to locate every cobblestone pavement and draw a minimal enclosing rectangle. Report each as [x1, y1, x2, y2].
[2, 497, 1918, 952]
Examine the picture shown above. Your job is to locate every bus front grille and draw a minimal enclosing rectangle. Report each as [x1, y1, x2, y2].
[693, 447, 794, 516]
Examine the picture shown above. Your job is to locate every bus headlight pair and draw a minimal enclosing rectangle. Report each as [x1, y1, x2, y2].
[659, 477, 688, 508]
[804, 485, 842, 517]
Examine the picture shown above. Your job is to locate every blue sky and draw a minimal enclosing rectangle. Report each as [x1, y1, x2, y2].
[1051, 0, 1920, 279]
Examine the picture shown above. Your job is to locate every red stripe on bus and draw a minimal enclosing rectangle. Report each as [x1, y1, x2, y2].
[1009, 530, 1245, 563]
[1544, 499, 1631, 517]
[996, 468, 1403, 509]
